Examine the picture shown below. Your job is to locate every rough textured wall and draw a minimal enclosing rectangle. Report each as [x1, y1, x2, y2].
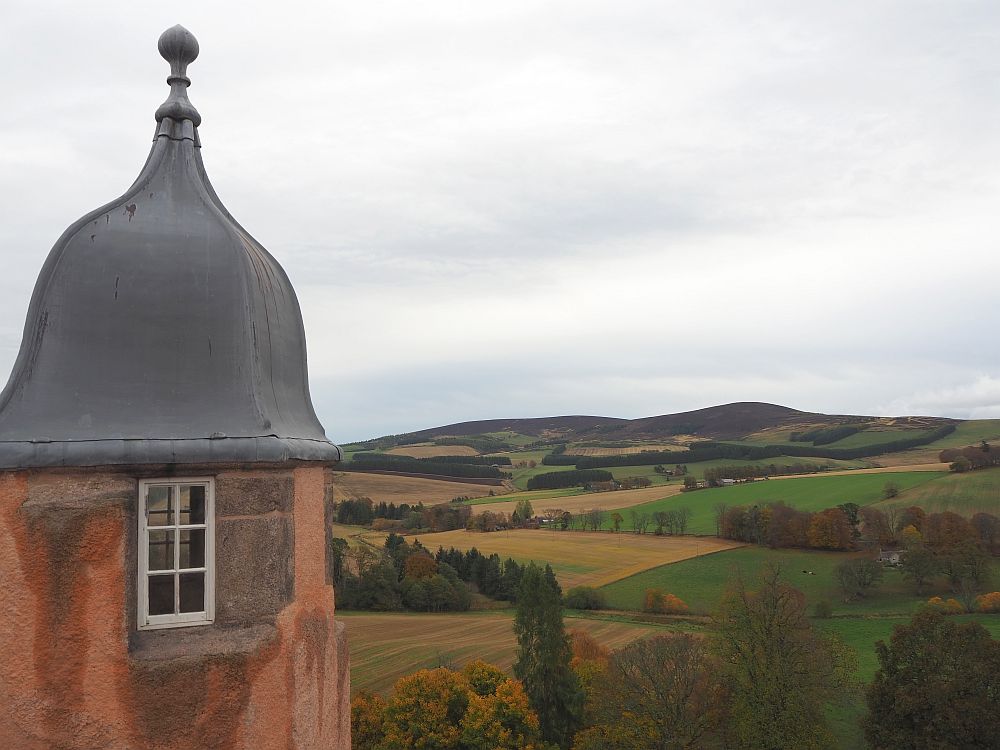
[0, 466, 349, 750]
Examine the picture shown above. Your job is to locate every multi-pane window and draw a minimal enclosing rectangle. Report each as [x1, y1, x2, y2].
[138, 478, 215, 630]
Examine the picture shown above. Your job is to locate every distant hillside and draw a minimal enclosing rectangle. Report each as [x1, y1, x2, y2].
[361, 402, 956, 446]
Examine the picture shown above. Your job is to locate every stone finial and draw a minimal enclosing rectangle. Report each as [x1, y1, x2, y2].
[155, 24, 201, 126]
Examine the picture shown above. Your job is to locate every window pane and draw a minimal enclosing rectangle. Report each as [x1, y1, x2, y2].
[148, 574, 175, 615]
[147, 486, 174, 527]
[180, 484, 206, 525]
[179, 529, 205, 568]
[179, 572, 205, 613]
[147, 529, 175, 571]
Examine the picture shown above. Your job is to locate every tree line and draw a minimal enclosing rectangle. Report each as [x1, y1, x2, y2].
[940, 441, 1000, 472]
[718, 499, 1000, 611]
[526, 469, 614, 491]
[335, 497, 424, 526]
[701, 461, 828, 483]
[331, 533, 528, 612]
[570, 424, 957, 469]
[336, 496, 472, 532]
[345, 453, 509, 479]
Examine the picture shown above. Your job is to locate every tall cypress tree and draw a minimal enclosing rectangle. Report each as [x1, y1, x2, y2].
[513, 563, 583, 748]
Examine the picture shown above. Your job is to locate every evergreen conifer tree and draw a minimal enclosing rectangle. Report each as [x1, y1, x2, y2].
[513, 563, 583, 748]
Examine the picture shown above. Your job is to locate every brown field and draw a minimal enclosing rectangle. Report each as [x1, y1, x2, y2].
[330, 471, 507, 504]
[404, 528, 742, 589]
[342, 611, 674, 694]
[870, 449, 948, 467]
[386, 444, 480, 458]
[567, 444, 686, 457]
[479, 484, 684, 517]
[770, 463, 949, 479]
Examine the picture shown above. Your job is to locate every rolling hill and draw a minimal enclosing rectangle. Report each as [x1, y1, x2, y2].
[355, 402, 956, 446]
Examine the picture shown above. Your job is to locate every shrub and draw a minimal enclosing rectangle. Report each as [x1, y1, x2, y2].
[976, 591, 1000, 613]
[643, 588, 689, 614]
[924, 596, 964, 615]
[564, 586, 607, 610]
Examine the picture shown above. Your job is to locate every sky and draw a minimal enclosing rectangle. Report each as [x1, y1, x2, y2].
[1, 1, 999, 442]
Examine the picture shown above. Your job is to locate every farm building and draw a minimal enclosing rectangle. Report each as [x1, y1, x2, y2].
[0, 26, 349, 749]
[878, 548, 903, 565]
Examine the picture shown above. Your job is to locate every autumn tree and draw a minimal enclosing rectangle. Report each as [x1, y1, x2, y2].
[863, 609, 1000, 749]
[376, 664, 544, 750]
[834, 557, 884, 602]
[351, 690, 386, 750]
[462, 660, 509, 697]
[583, 634, 725, 749]
[380, 668, 470, 749]
[971, 511, 1000, 554]
[923, 511, 973, 550]
[897, 505, 926, 533]
[859, 506, 893, 546]
[514, 498, 535, 526]
[460, 678, 542, 750]
[715, 565, 854, 749]
[513, 563, 583, 748]
[807, 507, 853, 550]
[404, 552, 438, 580]
[611, 512, 623, 533]
[713, 503, 727, 536]
[900, 544, 939, 595]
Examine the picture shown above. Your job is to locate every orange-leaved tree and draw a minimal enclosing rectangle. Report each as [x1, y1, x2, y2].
[350, 690, 386, 750]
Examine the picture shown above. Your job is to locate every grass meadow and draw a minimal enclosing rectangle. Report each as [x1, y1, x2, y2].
[605, 470, 946, 535]
[877, 466, 1000, 515]
[599, 545, 1000, 616]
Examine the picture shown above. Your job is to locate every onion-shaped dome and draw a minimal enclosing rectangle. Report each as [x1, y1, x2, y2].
[0, 25, 340, 468]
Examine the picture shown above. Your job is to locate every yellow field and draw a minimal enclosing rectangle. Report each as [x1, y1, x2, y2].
[770, 462, 949, 479]
[386, 444, 480, 458]
[341, 611, 673, 694]
[330, 471, 507, 504]
[567, 444, 686, 457]
[480, 484, 683, 517]
[330, 523, 389, 549]
[405, 528, 741, 589]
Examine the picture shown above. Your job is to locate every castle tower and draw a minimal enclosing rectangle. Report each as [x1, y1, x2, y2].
[0, 25, 349, 749]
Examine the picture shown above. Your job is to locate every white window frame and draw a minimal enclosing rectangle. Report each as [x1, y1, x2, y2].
[137, 477, 215, 630]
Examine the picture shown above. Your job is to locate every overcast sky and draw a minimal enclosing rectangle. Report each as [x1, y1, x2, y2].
[2, 1, 1000, 442]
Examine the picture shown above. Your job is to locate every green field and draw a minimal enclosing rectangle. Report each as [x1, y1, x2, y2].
[821, 428, 937, 449]
[924, 419, 1000, 449]
[599, 545, 1000, 615]
[605, 471, 946, 535]
[877, 466, 1000, 515]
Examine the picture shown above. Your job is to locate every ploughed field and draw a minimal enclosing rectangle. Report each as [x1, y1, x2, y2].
[330, 470, 506, 504]
[341, 611, 675, 694]
[385, 444, 480, 458]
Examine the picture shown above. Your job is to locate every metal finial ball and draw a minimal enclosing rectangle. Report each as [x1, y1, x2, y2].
[158, 25, 199, 69]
